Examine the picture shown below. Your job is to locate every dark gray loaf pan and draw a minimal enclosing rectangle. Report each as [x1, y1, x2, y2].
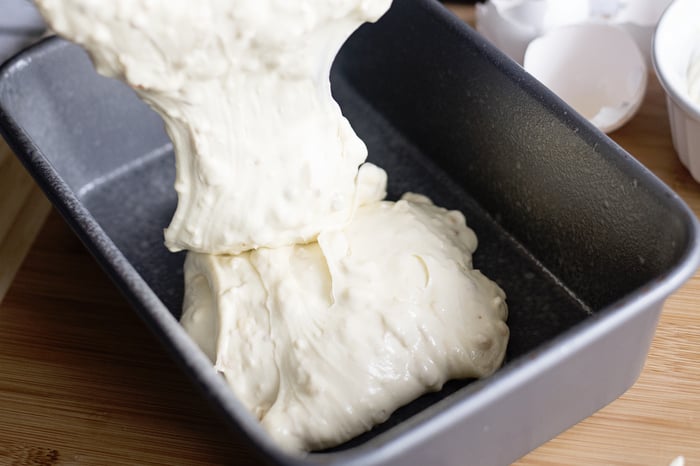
[1, 1, 698, 465]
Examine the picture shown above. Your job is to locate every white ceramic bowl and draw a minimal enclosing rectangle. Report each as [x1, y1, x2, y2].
[653, 0, 700, 182]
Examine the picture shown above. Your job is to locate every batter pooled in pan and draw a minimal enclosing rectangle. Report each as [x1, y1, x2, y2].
[181, 186, 509, 451]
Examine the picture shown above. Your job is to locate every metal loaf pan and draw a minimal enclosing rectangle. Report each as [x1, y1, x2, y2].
[1, 1, 698, 465]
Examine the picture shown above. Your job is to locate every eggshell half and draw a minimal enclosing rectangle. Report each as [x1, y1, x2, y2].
[616, 21, 655, 68]
[524, 22, 647, 133]
[476, 1, 539, 64]
[613, 0, 674, 26]
[610, 0, 673, 66]
[476, 0, 589, 64]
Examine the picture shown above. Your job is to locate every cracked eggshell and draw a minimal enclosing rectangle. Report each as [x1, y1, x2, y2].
[589, 0, 673, 25]
[524, 22, 647, 133]
[476, 1, 539, 64]
[613, 0, 674, 26]
[593, 0, 674, 67]
[617, 21, 657, 68]
[588, 0, 624, 18]
[614, 0, 673, 67]
[476, 0, 589, 64]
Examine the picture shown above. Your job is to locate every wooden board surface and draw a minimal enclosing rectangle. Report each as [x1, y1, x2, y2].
[1, 6, 700, 466]
[0, 141, 51, 302]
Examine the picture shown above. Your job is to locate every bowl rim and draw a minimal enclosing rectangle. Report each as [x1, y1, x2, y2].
[652, 0, 700, 121]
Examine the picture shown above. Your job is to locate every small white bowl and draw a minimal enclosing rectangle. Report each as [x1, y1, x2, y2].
[653, 0, 700, 182]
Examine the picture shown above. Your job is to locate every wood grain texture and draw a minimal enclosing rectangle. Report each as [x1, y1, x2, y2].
[1, 5, 699, 465]
[0, 141, 51, 301]
[0, 213, 260, 465]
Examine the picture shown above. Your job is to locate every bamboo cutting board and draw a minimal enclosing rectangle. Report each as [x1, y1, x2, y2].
[0, 142, 51, 302]
[1, 5, 700, 466]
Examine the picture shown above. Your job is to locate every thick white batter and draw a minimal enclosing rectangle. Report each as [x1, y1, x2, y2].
[37, 0, 510, 453]
[182, 191, 509, 451]
[36, 0, 392, 254]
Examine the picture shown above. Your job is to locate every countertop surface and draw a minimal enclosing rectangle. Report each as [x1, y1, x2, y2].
[1, 5, 700, 466]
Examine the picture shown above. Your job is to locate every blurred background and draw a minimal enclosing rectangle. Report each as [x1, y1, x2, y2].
[0, 0, 46, 63]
